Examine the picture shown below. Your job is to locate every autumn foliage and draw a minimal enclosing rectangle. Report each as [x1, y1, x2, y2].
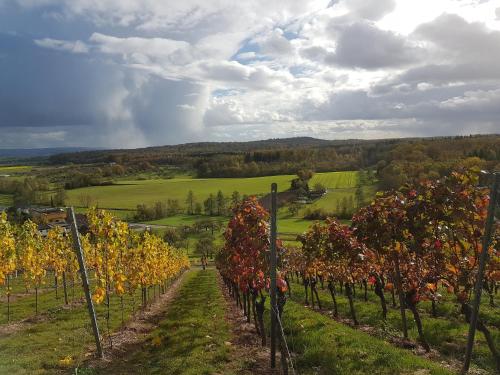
[288, 171, 498, 363]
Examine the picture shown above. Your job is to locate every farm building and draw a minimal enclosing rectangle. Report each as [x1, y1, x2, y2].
[30, 207, 67, 225]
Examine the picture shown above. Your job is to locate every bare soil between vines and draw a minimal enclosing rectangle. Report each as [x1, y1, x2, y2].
[216, 273, 283, 375]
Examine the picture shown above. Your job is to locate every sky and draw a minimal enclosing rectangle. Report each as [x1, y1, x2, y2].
[0, 0, 499, 148]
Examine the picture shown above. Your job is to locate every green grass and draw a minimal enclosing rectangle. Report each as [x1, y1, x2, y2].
[304, 184, 377, 215]
[66, 171, 361, 211]
[288, 278, 499, 373]
[145, 214, 227, 227]
[262, 298, 452, 375]
[74, 207, 134, 220]
[95, 269, 234, 375]
[278, 218, 315, 234]
[0, 273, 81, 323]
[0, 281, 150, 374]
[0, 194, 13, 206]
[311, 171, 359, 189]
[0, 165, 33, 174]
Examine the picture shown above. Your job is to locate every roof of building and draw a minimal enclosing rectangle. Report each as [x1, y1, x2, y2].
[31, 207, 66, 214]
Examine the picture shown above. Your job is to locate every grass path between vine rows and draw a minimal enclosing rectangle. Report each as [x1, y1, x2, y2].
[286, 278, 497, 374]
[93, 268, 272, 375]
[262, 298, 455, 375]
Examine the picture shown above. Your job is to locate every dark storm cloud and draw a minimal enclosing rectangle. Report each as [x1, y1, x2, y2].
[0, 1, 499, 147]
[0, 32, 208, 147]
[0, 33, 115, 128]
[329, 21, 420, 69]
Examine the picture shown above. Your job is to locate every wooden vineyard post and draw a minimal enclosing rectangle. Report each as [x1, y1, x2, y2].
[462, 172, 499, 374]
[67, 207, 103, 359]
[394, 254, 408, 339]
[270, 183, 278, 369]
[7, 274, 10, 322]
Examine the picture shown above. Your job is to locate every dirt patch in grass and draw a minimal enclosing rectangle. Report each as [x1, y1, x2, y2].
[0, 321, 28, 335]
[217, 274, 283, 375]
[0, 299, 85, 337]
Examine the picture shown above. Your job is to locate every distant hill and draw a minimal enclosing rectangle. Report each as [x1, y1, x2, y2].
[0, 147, 96, 159]
[48, 137, 381, 165]
[51, 137, 341, 161]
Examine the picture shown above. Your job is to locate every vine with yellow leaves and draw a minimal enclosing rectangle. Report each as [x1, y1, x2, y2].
[0, 208, 190, 334]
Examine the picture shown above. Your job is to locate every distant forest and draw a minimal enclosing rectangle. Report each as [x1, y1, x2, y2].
[49, 135, 500, 190]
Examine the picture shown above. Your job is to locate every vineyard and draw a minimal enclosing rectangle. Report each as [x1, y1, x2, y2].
[0, 170, 498, 374]
[0, 208, 189, 372]
[216, 171, 499, 374]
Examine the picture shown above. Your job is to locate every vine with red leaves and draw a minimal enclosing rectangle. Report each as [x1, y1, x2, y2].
[285, 171, 498, 366]
[216, 196, 287, 345]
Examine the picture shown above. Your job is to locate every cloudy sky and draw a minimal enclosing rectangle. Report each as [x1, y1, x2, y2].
[0, 0, 499, 148]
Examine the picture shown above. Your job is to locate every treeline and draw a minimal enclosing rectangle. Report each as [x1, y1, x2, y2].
[0, 177, 66, 207]
[48, 135, 500, 189]
[133, 190, 246, 221]
[36, 162, 164, 189]
[375, 137, 500, 190]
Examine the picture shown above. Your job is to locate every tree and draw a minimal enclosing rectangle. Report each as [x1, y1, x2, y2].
[204, 194, 215, 216]
[313, 183, 326, 194]
[297, 169, 314, 181]
[185, 190, 195, 215]
[291, 169, 315, 193]
[78, 194, 94, 208]
[163, 227, 186, 248]
[216, 190, 226, 216]
[0, 212, 16, 319]
[194, 202, 202, 215]
[195, 233, 215, 259]
[231, 191, 241, 208]
[297, 222, 329, 309]
[153, 201, 166, 219]
[355, 185, 364, 208]
[288, 203, 302, 217]
[166, 199, 180, 216]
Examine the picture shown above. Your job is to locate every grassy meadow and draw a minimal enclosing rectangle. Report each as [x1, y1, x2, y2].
[0, 165, 33, 174]
[64, 171, 373, 237]
[66, 171, 363, 211]
[0, 193, 13, 206]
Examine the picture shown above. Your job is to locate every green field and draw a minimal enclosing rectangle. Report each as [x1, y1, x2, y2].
[278, 217, 316, 234]
[0, 194, 13, 206]
[0, 165, 33, 174]
[310, 170, 358, 189]
[305, 184, 376, 214]
[146, 214, 226, 227]
[66, 171, 363, 211]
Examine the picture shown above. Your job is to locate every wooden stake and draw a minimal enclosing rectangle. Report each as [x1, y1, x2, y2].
[67, 207, 103, 358]
[270, 183, 277, 368]
[462, 173, 499, 374]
